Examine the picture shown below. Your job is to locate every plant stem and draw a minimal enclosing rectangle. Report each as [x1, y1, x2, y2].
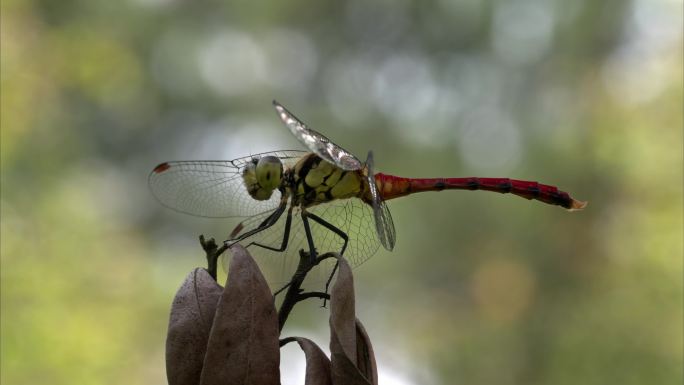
[277, 251, 336, 332]
[199, 235, 227, 280]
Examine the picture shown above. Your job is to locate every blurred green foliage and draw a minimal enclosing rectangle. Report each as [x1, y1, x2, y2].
[1, 0, 682, 384]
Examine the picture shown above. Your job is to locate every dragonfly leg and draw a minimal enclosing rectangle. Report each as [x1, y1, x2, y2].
[215, 200, 288, 283]
[300, 211, 318, 263]
[224, 199, 288, 246]
[323, 261, 339, 305]
[273, 280, 292, 297]
[305, 212, 349, 256]
[303, 211, 349, 306]
[247, 205, 294, 252]
[223, 202, 298, 298]
[301, 209, 351, 262]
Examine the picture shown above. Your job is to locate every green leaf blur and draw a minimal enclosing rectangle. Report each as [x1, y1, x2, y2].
[1, 0, 682, 384]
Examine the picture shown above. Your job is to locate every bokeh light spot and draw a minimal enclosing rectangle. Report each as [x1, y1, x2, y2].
[372, 54, 438, 124]
[491, 0, 555, 65]
[198, 30, 267, 97]
[262, 29, 318, 92]
[456, 107, 522, 172]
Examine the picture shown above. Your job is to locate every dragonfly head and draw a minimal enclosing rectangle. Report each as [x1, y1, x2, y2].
[243, 155, 283, 201]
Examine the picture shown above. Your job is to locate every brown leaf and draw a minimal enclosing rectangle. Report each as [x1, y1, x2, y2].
[200, 244, 280, 385]
[329, 257, 356, 361]
[167, 268, 223, 385]
[354, 320, 378, 385]
[282, 337, 332, 385]
[329, 256, 378, 385]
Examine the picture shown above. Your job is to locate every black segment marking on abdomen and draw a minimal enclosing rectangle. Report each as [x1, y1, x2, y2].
[499, 181, 512, 193]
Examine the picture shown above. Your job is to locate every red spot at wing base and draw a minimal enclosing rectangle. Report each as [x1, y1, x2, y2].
[229, 222, 245, 239]
[153, 162, 171, 173]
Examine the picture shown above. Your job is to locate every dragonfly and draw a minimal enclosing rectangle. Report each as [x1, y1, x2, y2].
[149, 101, 587, 287]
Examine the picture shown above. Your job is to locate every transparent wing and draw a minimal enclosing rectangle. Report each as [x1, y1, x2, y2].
[148, 150, 307, 218]
[377, 199, 396, 250]
[226, 197, 381, 287]
[273, 100, 362, 171]
[365, 151, 396, 250]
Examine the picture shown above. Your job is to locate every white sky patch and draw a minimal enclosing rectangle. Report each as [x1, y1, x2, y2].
[378, 367, 424, 385]
[279, 330, 329, 385]
[280, 341, 309, 385]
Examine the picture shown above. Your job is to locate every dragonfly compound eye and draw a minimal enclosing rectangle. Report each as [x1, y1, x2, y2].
[254, 155, 283, 194]
[242, 158, 278, 201]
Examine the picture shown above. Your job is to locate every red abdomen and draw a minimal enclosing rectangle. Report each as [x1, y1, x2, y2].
[374, 174, 586, 210]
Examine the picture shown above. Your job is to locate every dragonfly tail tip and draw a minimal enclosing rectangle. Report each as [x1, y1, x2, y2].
[568, 199, 588, 211]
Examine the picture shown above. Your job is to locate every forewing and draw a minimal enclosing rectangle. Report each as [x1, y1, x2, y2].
[273, 101, 362, 171]
[148, 150, 306, 218]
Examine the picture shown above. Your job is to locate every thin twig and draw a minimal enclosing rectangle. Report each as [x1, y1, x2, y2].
[199, 235, 228, 280]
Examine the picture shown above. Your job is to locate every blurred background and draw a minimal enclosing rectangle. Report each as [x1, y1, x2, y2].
[2, 0, 682, 384]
